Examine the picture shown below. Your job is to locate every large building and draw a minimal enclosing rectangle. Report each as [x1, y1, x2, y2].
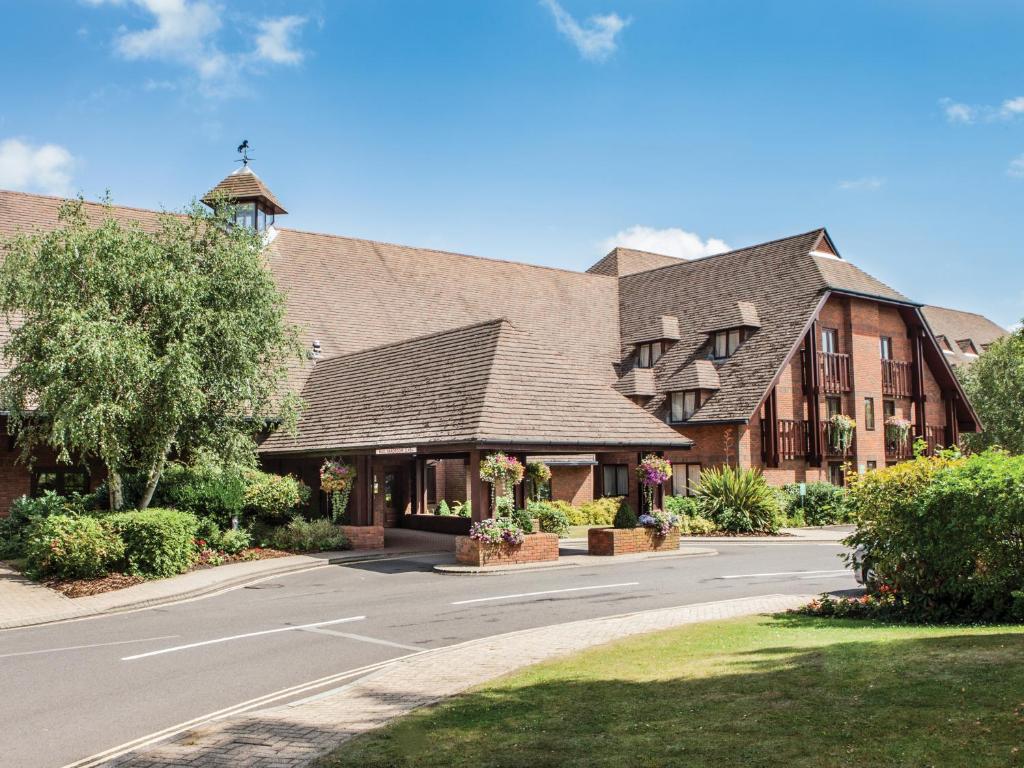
[0, 166, 1003, 527]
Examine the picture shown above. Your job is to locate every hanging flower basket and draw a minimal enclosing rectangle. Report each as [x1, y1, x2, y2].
[828, 414, 856, 455]
[526, 461, 552, 501]
[320, 459, 356, 522]
[636, 454, 671, 511]
[480, 452, 525, 512]
[884, 416, 912, 448]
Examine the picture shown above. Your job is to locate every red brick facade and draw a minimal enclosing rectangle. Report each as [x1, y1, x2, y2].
[455, 532, 560, 566]
[339, 525, 385, 550]
[549, 466, 594, 506]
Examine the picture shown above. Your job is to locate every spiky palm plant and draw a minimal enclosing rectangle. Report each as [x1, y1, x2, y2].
[695, 465, 782, 534]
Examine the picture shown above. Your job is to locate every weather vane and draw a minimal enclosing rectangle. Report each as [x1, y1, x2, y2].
[236, 140, 253, 166]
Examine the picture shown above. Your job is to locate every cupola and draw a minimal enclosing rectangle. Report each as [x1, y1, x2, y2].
[202, 141, 287, 233]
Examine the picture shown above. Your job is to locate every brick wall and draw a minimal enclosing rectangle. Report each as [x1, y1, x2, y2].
[455, 532, 560, 566]
[339, 525, 385, 549]
[587, 526, 681, 555]
[549, 466, 594, 506]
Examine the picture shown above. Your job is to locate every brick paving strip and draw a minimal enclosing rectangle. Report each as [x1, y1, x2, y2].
[91, 593, 813, 768]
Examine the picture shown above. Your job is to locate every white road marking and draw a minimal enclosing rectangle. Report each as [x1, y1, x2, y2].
[121, 616, 365, 660]
[717, 569, 850, 580]
[0, 635, 180, 660]
[451, 582, 640, 605]
[300, 627, 424, 652]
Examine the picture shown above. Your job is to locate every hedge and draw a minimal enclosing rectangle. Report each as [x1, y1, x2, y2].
[106, 508, 199, 578]
[23, 514, 124, 580]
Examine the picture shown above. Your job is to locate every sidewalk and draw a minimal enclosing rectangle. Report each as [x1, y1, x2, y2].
[1, 530, 450, 631]
[91, 593, 813, 768]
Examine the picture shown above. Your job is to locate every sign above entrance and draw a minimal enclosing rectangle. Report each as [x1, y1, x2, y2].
[375, 447, 417, 455]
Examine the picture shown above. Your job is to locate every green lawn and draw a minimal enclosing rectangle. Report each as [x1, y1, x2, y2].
[318, 615, 1024, 768]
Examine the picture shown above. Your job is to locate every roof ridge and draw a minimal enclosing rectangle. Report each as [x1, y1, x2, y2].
[0, 187, 178, 218]
[275, 227, 618, 280]
[620, 228, 826, 278]
[311, 317, 512, 368]
[924, 303, 997, 321]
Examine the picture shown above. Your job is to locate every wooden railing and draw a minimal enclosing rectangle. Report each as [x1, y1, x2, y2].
[881, 360, 913, 397]
[819, 352, 852, 393]
[885, 434, 914, 460]
[778, 419, 808, 460]
[924, 425, 946, 455]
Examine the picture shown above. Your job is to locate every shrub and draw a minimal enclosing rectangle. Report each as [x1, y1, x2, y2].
[695, 466, 782, 534]
[579, 497, 621, 526]
[847, 450, 1024, 622]
[218, 527, 252, 555]
[779, 482, 852, 526]
[1, 491, 76, 559]
[155, 462, 245, 527]
[194, 517, 223, 551]
[242, 470, 310, 524]
[451, 500, 472, 518]
[531, 502, 570, 537]
[663, 495, 700, 518]
[680, 515, 717, 535]
[24, 514, 124, 579]
[510, 508, 534, 534]
[613, 500, 638, 529]
[435, 500, 451, 516]
[270, 518, 350, 553]
[106, 508, 199, 578]
[551, 500, 586, 526]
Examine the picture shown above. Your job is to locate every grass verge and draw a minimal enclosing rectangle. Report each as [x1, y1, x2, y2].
[317, 614, 1024, 768]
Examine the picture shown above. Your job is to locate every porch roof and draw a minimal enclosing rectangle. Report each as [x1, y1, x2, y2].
[259, 318, 692, 455]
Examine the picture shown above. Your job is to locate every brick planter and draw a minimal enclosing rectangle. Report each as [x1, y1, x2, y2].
[588, 526, 681, 556]
[455, 532, 560, 567]
[339, 525, 385, 550]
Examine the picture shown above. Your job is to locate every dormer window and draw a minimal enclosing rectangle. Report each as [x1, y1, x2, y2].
[713, 328, 744, 359]
[636, 341, 664, 369]
[669, 390, 700, 422]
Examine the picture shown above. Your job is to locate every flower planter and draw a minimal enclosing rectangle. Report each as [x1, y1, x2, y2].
[588, 526, 681, 556]
[455, 532, 559, 567]
[339, 525, 385, 550]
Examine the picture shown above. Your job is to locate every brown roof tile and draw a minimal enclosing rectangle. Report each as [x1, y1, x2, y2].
[659, 359, 720, 392]
[587, 247, 683, 277]
[260, 319, 691, 453]
[922, 304, 1007, 366]
[203, 166, 287, 214]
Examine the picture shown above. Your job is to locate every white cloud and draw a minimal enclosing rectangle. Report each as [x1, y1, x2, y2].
[838, 177, 885, 191]
[540, 0, 629, 62]
[601, 226, 729, 260]
[940, 98, 976, 124]
[940, 95, 1024, 124]
[0, 139, 76, 196]
[1007, 154, 1024, 179]
[254, 16, 307, 65]
[84, 1, 308, 94]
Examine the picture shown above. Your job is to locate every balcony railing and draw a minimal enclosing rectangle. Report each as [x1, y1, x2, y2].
[885, 434, 914, 460]
[881, 359, 913, 397]
[778, 418, 808, 460]
[819, 352, 852, 393]
[924, 425, 946, 455]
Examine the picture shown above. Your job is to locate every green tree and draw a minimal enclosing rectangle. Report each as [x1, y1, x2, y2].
[0, 196, 301, 510]
[960, 327, 1024, 455]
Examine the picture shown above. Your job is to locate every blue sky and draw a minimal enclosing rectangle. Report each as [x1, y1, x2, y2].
[1, 1, 1022, 326]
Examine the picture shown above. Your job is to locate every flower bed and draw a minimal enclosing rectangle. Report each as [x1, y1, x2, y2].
[588, 526, 681, 556]
[455, 532, 560, 567]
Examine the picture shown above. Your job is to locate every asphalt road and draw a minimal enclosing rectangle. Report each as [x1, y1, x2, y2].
[0, 541, 856, 768]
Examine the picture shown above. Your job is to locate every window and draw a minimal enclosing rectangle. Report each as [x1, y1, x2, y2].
[826, 396, 842, 418]
[864, 397, 875, 431]
[636, 341, 663, 369]
[233, 202, 256, 230]
[883, 399, 896, 420]
[866, 460, 877, 472]
[713, 328, 743, 358]
[669, 390, 700, 422]
[671, 463, 702, 496]
[880, 335, 893, 360]
[821, 328, 839, 354]
[31, 468, 89, 497]
[602, 464, 629, 497]
[827, 462, 845, 486]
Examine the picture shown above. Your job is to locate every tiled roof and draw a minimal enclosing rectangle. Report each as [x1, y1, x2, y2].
[613, 368, 657, 397]
[203, 166, 287, 214]
[811, 254, 911, 303]
[703, 300, 760, 333]
[260, 319, 691, 453]
[922, 305, 1007, 366]
[659, 359, 720, 392]
[625, 315, 681, 344]
[587, 247, 683, 277]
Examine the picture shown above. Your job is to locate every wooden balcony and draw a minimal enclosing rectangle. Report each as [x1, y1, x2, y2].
[821, 420, 856, 457]
[923, 425, 946, 455]
[885, 434, 914, 460]
[778, 418, 808, 460]
[818, 352, 851, 393]
[881, 359, 913, 397]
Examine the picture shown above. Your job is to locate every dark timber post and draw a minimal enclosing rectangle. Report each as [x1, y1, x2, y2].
[764, 387, 780, 468]
[467, 449, 489, 521]
[911, 327, 927, 439]
[805, 322, 822, 466]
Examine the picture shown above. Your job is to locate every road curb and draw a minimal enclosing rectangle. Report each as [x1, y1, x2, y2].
[0, 549, 445, 631]
[432, 546, 717, 575]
